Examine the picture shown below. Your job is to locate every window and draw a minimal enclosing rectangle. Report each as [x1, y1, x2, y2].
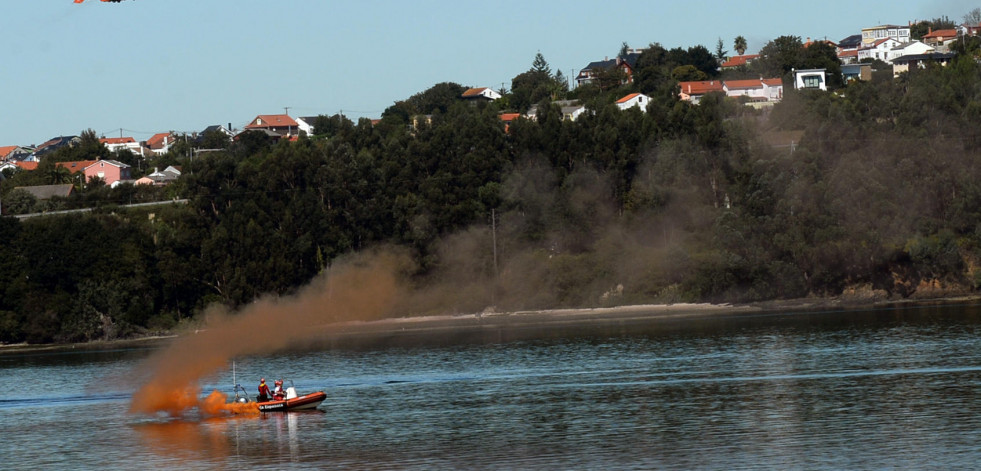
[802, 75, 822, 89]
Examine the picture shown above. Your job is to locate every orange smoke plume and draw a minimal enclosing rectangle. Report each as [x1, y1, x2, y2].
[129, 249, 408, 415]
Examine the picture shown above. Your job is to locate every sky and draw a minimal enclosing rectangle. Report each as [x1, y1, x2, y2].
[2, 0, 977, 147]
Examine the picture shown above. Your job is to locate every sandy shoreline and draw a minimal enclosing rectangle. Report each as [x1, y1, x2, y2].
[3, 296, 979, 354]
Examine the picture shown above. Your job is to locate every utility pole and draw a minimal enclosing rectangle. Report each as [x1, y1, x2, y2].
[284, 106, 291, 116]
[491, 208, 498, 306]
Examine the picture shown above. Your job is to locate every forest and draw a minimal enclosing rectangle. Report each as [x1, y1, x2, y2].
[4, 34, 981, 344]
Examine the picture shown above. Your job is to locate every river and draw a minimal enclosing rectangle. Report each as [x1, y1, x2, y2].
[2, 303, 980, 469]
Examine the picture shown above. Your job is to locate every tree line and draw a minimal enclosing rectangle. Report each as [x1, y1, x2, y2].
[4, 35, 981, 344]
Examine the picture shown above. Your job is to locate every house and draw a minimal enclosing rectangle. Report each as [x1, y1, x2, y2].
[83, 159, 131, 187]
[892, 52, 957, 77]
[857, 38, 902, 63]
[616, 93, 650, 111]
[861, 24, 911, 45]
[244, 114, 299, 137]
[921, 29, 959, 49]
[678, 80, 725, 103]
[100, 136, 143, 154]
[957, 22, 981, 37]
[145, 132, 175, 155]
[576, 51, 642, 86]
[723, 78, 783, 103]
[499, 113, 521, 132]
[838, 34, 863, 53]
[0, 160, 38, 174]
[526, 100, 586, 121]
[891, 40, 935, 60]
[56, 160, 99, 175]
[794, 69, 827, 90]
[135, 165, 181, 186]
[12, 184, 74, 200]
[461, 87, 502, 102]
[34, 135, 80, 158]
[842, 63, 873, 82]
[838, 50, 859, 64]
[0, 146, 32, 162]
[720, 54, 759, 69]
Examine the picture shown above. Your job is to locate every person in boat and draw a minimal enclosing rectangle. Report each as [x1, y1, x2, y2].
[273, 380, 285, 400]
[257, 378, 271, 402]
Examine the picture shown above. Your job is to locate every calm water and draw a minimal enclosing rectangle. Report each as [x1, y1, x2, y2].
[2, 304, 980, 469]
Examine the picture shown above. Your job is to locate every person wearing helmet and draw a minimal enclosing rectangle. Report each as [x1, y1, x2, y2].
[273, 380, 285, 400]
[257, 378, 271, 402]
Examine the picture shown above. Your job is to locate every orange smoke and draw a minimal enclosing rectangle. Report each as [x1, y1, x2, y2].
[129, 249, 408, 415]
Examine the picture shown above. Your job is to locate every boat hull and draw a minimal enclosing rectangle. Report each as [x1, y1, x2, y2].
[256, 391, 327, 412]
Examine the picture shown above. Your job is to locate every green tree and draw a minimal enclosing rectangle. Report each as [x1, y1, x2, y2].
[734, 35, 748, 55]
[715, 38, 728, 61]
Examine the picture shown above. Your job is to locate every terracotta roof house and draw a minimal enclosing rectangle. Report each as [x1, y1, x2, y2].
[99, 136, 142, 154]
[526, 100, 586, 121]
[0, 146, 32, 162]
[499, 112, 521, 132]
[724, 78, 784, 103]
[244, 114, 299, 136]
[678, 80, 725, 103]
[616, 93, 650, 111]
[1, 161, 39, 172]
[922, 28, 959, 48]
[461, 87, 502, 101]
[56, 160, 99, 174]
[83, 159, 131, 187]
[720, 54, 759, 69]
[146, 132, 175, 155]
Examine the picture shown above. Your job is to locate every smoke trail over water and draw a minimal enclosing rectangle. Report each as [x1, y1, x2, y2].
[129, 249, 408, 415]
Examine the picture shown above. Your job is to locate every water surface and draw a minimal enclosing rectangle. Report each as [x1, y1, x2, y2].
[3, 304, 980, 469]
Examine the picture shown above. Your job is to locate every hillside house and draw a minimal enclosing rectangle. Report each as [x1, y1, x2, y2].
[724, 78, 783, 103]
[720, 55, 759, 69]
[461, 87, 502, 102]
[678, 80, 724, 104]
[0, 146, 32, 162]
[576, 51, 642, 86]
[145, 132, 175, 155]
[892, 52, 956, 77]
[83, 159, 131, 187]
[858, 38, 903, 63]
[794, 69, 827, 90]
[245, 114, 299, 137]
[922, 29, 959, 49]
[100, 137, 143, 155]
[616, 93, 650, 111]
[861, 24, 911, 45]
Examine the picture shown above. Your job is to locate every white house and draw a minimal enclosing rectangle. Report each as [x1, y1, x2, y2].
[723, 78, 783, 102]
[891, 40, 935, 60]
[615, 93, 650, 111]
[461, 87, 502, 101]
[296, 116, 317, 136]
[858, 38, 903, 63]
[794, 69, 827, 91]
[861, 24, 911, 46]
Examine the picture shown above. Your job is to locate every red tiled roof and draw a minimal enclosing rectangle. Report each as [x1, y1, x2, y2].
[616, 93, 641, 104]
[462, 87, 488, 97]
[245, 114, 298, 129]
[679, 80, 725, 95]
[720, 54, 759, 68]
[722, 79, 762, 90]
[923, 29, 957, 39]
[761, 78, 783, 87]
[838, 50, 859, 58]
[14, 161, 38, 171]
[99, 137, 136, 145]
[499, 113, 521, 121]
[146, 132, 172, 149]
[0, 146, 17, 159]
[57, 160, 99, 173]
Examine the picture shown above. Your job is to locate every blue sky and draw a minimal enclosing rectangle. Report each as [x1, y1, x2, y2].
[2, 0, 976, 146]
